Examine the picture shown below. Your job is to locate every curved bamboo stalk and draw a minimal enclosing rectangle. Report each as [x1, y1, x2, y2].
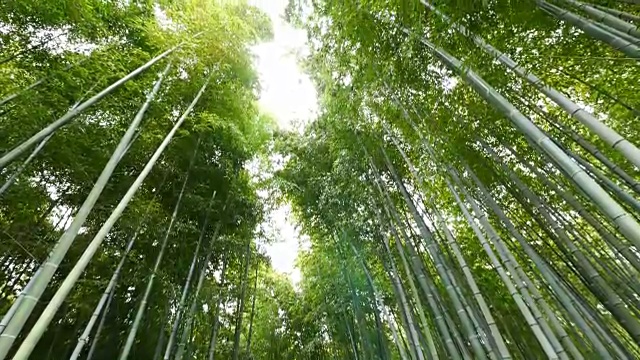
[593, 4, 640, 23]
[437, 247, 497, 360]
[399, 225, 461, 359]
[363, 144, 460, 359]
[537, 0, 640, 59]
[8, 74, 210, 360]
[555, 208, 640, 297]
[0, 63, 172, 359]
[344, 314, 361, 360]
[422, 0, 640, 169]
[559, 278, 633, 359]
[558, 0, 640, 39]
[405, 232, 461, 359]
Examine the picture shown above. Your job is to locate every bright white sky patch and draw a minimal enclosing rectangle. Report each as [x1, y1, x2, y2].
[250, 0, 317, 285]
[252, 1, 317, 132]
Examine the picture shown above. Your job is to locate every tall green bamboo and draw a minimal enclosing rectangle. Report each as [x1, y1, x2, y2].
[561, 142, 640, 213]
[6, 73, 211, 360]
[593, 4, 640, 23]
[348, 241, 393, 360]
[520, 101, 640, 194]
[0, 41, 192, 169]
[369, 161, 438, 359]
[70, 230, 142, 360]
[245, 265, 259, 354]
[174, 220, 224, 360]
[445, 177, 560, 359]
[207, 252, 228, 360]
[0, 63, 172, 360]
[458, 164, 583, 359]
[119, 139, 201, 360]
[501, 142, 640, 274]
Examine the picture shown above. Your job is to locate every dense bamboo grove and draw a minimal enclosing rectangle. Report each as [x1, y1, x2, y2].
[1, 0, 640, 359]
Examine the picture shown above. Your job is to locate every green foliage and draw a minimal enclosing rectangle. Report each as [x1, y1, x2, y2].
[3, 0, 640, 359]
[0, 0, 280, 359]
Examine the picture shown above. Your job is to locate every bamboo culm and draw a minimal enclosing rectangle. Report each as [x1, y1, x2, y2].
[557, 0, 640, 39]
[69, 230, 142, 360]
[403, 26, 640, 260]
[501, 142, 640, 274]
[369, 167, 438, 359]
[422, 0, 640, 169]
[593, 4, 640, 23]
[481, 142, 640, 343]
[231, 241, 252, 360]
[0, 81, 99, 197]
[382, 122, 511, 359]
[377, 147, 488, 359]
[446, 177, 560, 359]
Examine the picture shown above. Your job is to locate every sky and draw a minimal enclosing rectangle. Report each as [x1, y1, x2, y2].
[250, 0, 317, 285]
